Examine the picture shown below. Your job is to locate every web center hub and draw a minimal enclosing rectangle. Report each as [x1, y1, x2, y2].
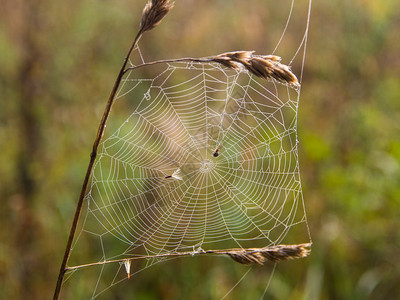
[199, 159, 215, 173]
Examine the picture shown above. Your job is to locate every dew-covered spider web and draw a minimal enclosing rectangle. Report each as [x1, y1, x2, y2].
[65, 0, 312, 298]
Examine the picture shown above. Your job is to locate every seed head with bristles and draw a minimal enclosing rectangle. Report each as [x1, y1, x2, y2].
[226, 243, 311, 265]
[140, 0, 174, 34]
[209, 51, 299, 88]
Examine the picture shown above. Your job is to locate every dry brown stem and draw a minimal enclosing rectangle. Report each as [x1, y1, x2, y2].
[65, 243, 311, 271]
[140, 0, 174, 33]
[53, 1, 174, 299]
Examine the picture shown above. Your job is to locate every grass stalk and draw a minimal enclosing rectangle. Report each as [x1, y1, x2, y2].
[52, 1, 174, 299]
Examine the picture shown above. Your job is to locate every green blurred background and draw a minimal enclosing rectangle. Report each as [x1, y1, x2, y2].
[1, 0, 400, 299]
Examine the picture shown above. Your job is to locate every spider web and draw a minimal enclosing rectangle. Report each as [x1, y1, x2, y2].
[66, 1, 312, 298]
[95, 60, 304, 250]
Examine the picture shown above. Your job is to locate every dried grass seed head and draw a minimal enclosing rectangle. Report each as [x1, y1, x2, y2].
[140, 0, 174, 33]
[226, 243, 311, 265]
[227, 250, 265, 265]
[210, 51, 299, 88]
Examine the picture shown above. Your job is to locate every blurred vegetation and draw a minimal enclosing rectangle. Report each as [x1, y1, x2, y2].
[1, 0, 400, 299]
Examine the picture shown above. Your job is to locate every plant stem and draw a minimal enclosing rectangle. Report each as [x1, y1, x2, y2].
[63, 243, 312, 272]
[52, 30, 143, 300]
